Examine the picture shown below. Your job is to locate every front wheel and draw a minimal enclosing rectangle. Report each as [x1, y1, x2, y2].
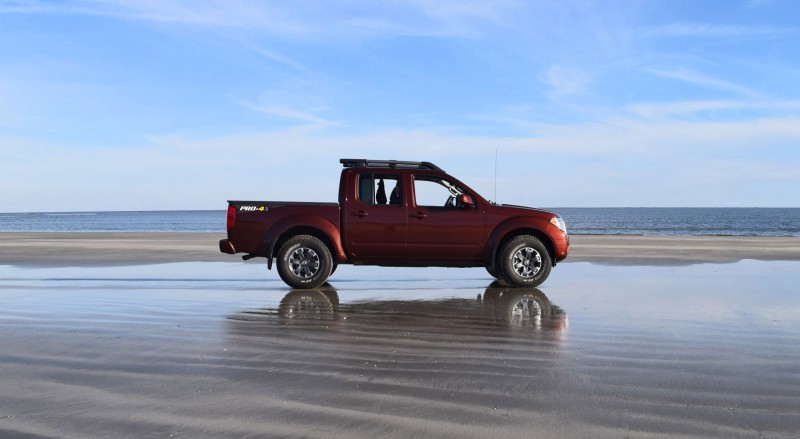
[276, 235, 333, 289]
[498, 235, 552, 287]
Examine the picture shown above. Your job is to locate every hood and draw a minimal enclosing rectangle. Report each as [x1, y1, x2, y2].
[495, 204, 560, 218]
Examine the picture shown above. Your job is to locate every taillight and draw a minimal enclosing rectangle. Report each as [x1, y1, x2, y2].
[227, 205, 236, 231]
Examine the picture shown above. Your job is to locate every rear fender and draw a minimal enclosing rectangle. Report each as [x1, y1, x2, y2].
[261, 215, 346, 269]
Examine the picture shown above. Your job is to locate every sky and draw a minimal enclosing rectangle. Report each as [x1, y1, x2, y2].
[1, 0, 799, 211]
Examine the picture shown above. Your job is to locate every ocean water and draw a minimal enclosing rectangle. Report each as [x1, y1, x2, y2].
[555, 207, 800, 236]
[0, 210, 224, 233]
[0, 208, 798, 236]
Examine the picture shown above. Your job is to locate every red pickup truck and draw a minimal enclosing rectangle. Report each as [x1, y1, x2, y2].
[220, 159, 569, 289]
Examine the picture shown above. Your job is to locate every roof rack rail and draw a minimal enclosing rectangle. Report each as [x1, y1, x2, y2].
[340, 158, 444, 173]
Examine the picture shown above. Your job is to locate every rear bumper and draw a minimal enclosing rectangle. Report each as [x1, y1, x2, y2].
[219, 239, 236, 254]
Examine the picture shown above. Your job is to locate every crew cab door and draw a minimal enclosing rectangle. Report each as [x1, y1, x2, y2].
[406, 174, 485, 261]
[342, 172, 407, 259]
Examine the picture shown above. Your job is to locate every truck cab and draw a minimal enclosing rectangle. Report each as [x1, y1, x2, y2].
[340, 160, 485, 263]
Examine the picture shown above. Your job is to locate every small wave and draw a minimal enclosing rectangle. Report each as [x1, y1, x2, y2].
[44, 213, 98, 216]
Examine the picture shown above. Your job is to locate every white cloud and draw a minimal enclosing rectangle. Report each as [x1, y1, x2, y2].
[3, 111, 799, 210]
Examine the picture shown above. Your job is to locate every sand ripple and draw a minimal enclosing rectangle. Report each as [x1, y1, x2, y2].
[1, 263, 799, 438]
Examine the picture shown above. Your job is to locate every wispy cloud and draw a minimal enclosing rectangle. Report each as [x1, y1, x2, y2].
[646, 68, 762, 97]
[145, 115, 800, 162]
[543, 65, 591, 96]
[644, 22, 795, 39]
[237, 101, 339, 126]
[3, 0, 350, 48]
[0, 0, 520, 40]
[234, 40, 311, 73]
[628, 100, 800, 119]
[401, 0, 519, 36]
[747, 0, 775, 8]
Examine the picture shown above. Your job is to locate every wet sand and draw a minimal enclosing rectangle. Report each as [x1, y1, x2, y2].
[1, 235, 800, 437]
[1, 232, 800, 266]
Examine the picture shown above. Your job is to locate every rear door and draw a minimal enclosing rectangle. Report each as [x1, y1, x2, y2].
[343, 171, 407, 259]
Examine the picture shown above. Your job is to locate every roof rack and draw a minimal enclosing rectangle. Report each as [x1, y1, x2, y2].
[340, 158, 444, 173]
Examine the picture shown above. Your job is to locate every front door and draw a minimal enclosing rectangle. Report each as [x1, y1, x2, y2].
[406, 174, 485, 261]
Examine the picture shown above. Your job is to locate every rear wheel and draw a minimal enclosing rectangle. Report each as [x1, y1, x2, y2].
[276, 235, 333, 289]
[498, 235, 552, 287]
[485, 264, 499, 278]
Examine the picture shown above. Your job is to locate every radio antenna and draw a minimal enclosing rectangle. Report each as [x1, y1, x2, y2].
[493, 149, 498, 204]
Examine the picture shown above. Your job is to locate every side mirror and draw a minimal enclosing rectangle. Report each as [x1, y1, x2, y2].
[458, 194, 476, 209]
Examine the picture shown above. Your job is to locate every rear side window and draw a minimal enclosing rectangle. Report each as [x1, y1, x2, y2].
[357, 174, 402, 205]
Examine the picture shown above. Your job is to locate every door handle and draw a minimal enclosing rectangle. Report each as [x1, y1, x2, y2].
[353, 210, 369, 218]
[410, 212, 427, 219]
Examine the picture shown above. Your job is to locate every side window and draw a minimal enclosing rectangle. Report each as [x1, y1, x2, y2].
[413, 177, 464, 208]
[358, 174, 374, 204]
[357, 174, 402, 206]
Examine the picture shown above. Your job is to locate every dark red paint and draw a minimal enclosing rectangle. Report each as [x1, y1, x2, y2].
[220, 159, 569, 277]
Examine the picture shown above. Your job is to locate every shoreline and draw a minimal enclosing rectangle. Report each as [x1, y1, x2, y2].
[1, 232, 799, 267]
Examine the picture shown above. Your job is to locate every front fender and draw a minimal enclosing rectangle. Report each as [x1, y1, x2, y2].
[483, 217, 560, 267]
[261, 215, 346, 269]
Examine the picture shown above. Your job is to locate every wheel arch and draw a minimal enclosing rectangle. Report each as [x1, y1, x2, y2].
[486, 219, 557, 270]
[262, 217, 346, 269]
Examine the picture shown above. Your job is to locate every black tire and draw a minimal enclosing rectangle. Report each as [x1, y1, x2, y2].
[276, 235, 333, 289]
[498, 235, 552, 287]
[485, 264, 499, 278]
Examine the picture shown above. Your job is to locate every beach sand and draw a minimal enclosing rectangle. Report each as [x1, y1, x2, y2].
[1, 233, 799, 438]
[1, 232, 799, 266]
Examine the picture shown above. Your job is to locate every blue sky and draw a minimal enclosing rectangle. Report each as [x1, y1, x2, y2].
[1, 0, 799, 211]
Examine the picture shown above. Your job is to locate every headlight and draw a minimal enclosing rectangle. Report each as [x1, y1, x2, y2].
[550, 216, 567, 234]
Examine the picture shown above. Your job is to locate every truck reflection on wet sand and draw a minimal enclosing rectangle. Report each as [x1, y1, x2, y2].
[230, 283, 567, 332]
[224, 285, 570, 432]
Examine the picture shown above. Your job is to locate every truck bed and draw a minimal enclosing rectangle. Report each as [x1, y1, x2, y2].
[226, 201, 340, 255]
